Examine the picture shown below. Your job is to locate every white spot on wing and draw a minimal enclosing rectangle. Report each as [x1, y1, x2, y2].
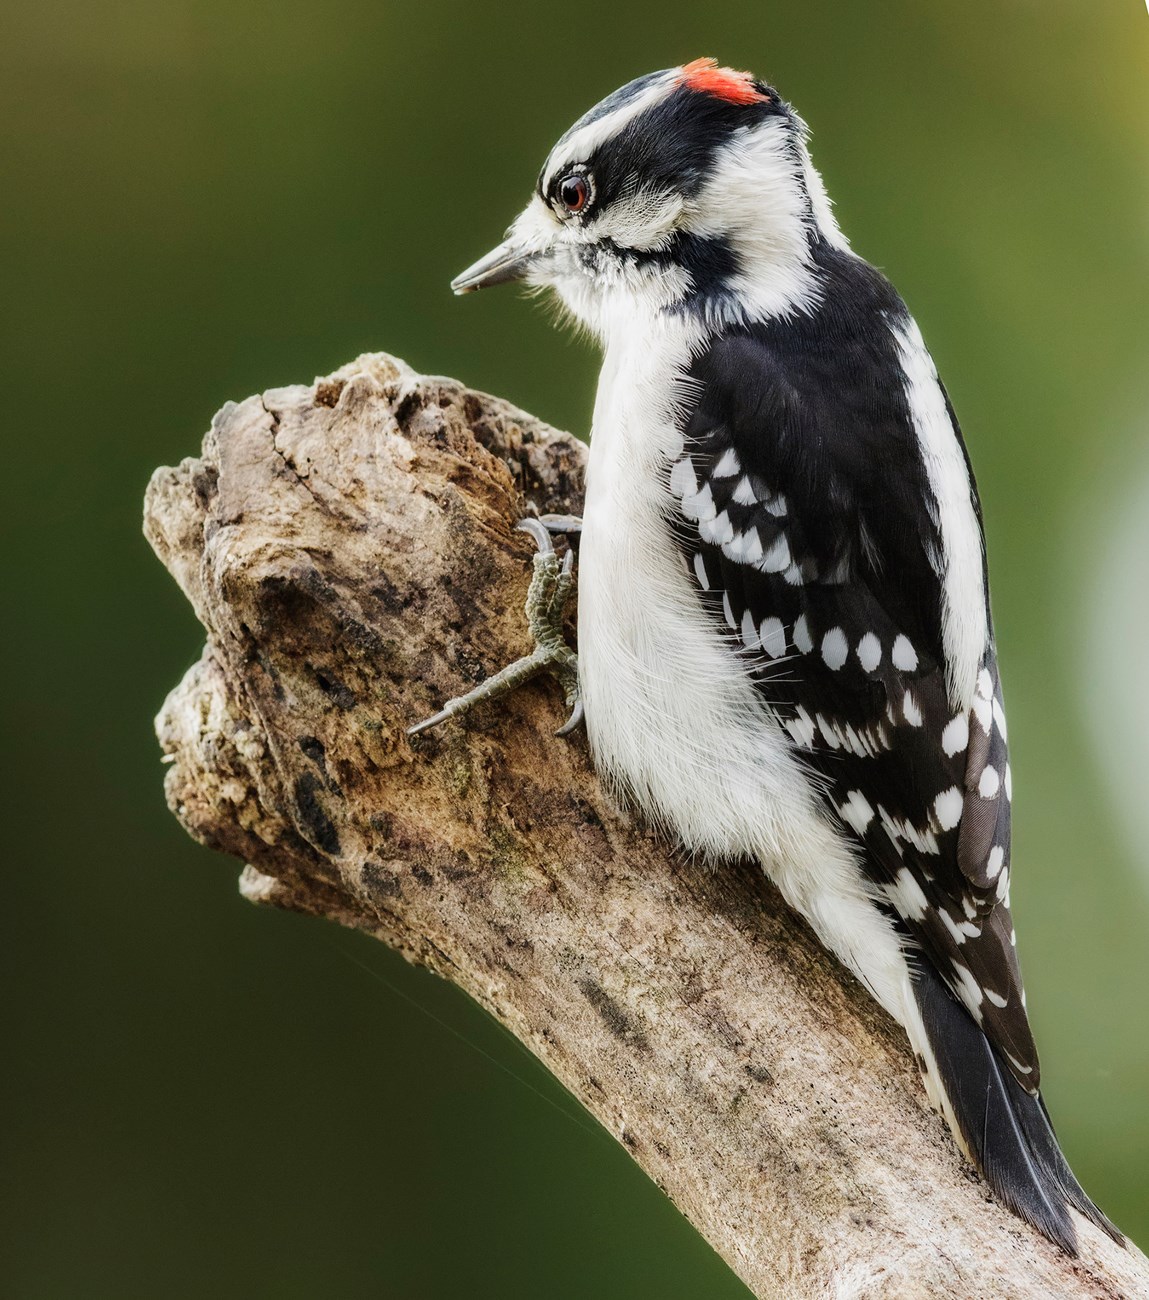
[949, 961, 985, 1023]
[842, 724, 867, 757]
[857, 632, 882, 673]
[821, 627, 848, 670]
[670, 457, 697, 499]
[700, 510, 734, 546]
[816, 714, 842, 750]
[1004, 1050, 1032, 1076]
[887, 866, 929, 920]
[721, 531, 747, 563]
[978, 766, 1000, 799]
[713, 448, 740, 478]
[784, 705, 816, 748]
[934, 786, 963, 831]
[740, 529, 764, 566]
[757, 534, 792, 573]
[941, 714, 969, 757]
[793, 614, 813, 654]
[740, 608, 760, 651]
[986, 845, 1005, 880]
[692, 552, 709, 590]
[939, 908, 968, 946]
[782, 563, 804, 586]
[722, 591, 736, 630]
[759, 617, 786, 658]
[838, 790, 875, 835]
[971, 696, 993, 733]
[892, 635, 918, 672]
[682, 480, 716, 522]
[732, 476, 757, 506]
[903, 690, 923, 727]
[985, 988, 1008, 1009]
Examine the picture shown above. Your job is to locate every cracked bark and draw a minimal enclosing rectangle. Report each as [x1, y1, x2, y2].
[146, 352, 1147, 1300]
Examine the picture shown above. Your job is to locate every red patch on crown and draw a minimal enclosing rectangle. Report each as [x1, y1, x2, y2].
[680, 57, 769, 106]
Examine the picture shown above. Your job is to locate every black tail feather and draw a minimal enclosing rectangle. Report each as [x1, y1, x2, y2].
[1016, 1091, 1124, 1244]
[913, 961, 1122, 1254]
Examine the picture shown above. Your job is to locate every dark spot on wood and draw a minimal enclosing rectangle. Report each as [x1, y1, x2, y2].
[369, 812, 393, 836]
[192, 462, 219, 510]
[293, 772, 341, 855]
[393, 388, 422, 426]
[621, 1126, 640, 1151]
[298, 735, 343, 795]
[371, 572, 416, 615]
[706, 1009, 745, 1052]
[411, 864, 433, 886]
[579, 978, 650, 1054]
[745, 1062, 775, 1087]
[361, 861, 402, 899]
[313, 669, 357, 710]
[256, 572, 320, 630]
[314, 379, 345, 407]
[462, 392, 487, 428]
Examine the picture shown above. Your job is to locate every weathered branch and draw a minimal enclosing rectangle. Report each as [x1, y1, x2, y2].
[146, 353, 1146, 1300]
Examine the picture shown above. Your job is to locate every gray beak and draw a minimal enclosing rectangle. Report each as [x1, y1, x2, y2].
[451, 237, 541, 294]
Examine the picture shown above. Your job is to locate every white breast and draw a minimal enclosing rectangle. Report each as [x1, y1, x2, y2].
[576, 314, 912, 1025]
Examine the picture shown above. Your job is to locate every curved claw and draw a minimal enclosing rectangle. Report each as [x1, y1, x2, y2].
[515, 517, 554, 555]
[536, 513, 583, 537]
[554, 694, 585, 738]
[407, 705, 456, 737]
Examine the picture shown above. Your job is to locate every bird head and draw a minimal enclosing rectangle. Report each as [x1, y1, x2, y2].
[452, 59, 847, 338]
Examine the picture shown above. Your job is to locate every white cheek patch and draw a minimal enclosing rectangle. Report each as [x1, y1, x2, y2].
[681, 119, 821, 324]
[587, 185, 684, 252]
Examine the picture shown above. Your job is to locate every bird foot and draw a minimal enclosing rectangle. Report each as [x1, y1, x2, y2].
[407, 517, 583, 738]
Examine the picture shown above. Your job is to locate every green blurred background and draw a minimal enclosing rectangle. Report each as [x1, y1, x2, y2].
[3, 2, 1148, 1296]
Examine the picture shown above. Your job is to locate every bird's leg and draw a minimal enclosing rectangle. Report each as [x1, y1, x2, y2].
[407, 517, 583, 738]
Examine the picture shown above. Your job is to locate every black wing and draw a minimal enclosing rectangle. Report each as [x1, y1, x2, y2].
[671, 310, 1037, 1091]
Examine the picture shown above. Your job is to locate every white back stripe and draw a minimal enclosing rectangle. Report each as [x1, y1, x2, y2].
[891, 317, 987, 708]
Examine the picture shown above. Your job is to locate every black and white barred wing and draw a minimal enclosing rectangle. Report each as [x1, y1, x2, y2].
[669, 353, 1037, 1091]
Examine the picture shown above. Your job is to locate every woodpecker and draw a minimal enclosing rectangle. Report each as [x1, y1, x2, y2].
[431, 58, 1121, 1253]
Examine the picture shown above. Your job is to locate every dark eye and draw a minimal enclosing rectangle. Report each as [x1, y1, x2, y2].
[557, 172, 590, 215]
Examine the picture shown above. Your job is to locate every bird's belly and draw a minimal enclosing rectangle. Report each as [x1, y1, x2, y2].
[574, 340, 909, 1025]
[576, 381, 820, 866]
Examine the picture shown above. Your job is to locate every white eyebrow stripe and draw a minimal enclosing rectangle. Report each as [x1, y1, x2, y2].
[542, 72, 680, 191]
